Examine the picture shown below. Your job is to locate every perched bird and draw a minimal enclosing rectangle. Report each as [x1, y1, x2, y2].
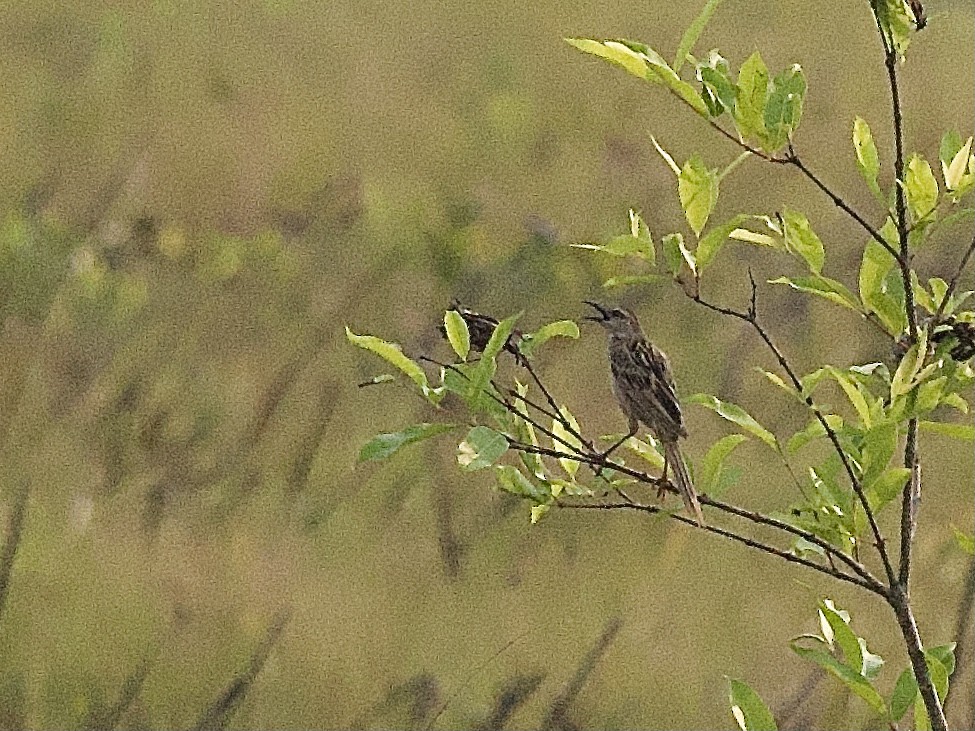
[584, 301, 705, 526]
[440, 301, 525, 365]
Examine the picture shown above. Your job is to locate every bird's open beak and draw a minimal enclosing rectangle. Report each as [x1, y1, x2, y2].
[583, 300, 610, 322]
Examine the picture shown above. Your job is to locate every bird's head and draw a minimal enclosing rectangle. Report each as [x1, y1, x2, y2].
[583, 301, 643, 337]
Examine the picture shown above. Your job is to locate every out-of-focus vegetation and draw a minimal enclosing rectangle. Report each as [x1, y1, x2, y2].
[0, 1, 971, 728]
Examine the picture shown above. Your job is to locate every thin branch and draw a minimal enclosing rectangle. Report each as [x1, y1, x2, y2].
[871, 7, 947, 730]
[559, 500, 878, 593]
[520, 358, 595, 449]
[509, 440, 883, 593]
[898, 421, 919, 587]
[931, 229, 975, 326]
[889, 585, 948, 731]
[420, 356, 584, 459]
[690, 287, 898, 586]
[704, 108, 902, 263]
[786, 153, 904, 263]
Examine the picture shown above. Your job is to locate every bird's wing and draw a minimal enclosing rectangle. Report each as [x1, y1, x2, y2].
[632, 339, 685, 432]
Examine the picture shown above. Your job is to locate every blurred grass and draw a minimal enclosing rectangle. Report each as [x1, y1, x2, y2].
[0, 0, 972, 728]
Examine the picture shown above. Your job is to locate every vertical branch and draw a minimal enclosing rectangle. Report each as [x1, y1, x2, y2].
[870, 7, 945, 728]
[889, 587, 948, 731]
[898, 420, 919, 586]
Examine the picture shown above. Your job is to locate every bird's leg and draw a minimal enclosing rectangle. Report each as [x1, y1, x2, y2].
[657, 452, 670, 501]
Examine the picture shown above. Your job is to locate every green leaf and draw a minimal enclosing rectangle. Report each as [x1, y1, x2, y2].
[728, 678, 777, 731]
[734, 52, 768, 142]
[859, 638, 885, 680]
[444, 310, 471, 360]
[791, 643, 887, 717]
[519, 320, 580, 358]
[662, 232, 695, 277]
[828, 367, 875, 427]
[913, 375, 947, 416]
[688, 393, 777, 449]
[780, 209, 825, 273]
[928, 644, 956, 678]
[495, 464, 549, 502]
[872, 0, 915, 57]
[565, 37, 650, 78]
[944, 136, 973, 191]
[565, 38, 709, 116]
[768, 276, 861, 311]
[466, 313, 520, 409]
[729, 227, 782, 249]
[572, 209, 655, 262]
[819, 601, 863, 676]
[890, 668, 917, 721]
[864, 467, 910, 513]
[861, 420, 897, 487]
[940, 131, 964, 171]
[891, 329, 929, 398]
[853, 117, 883, 200]
[787, 415, 843, 453]
[358, 423, 456, 462]
[697, 51, 737, 117]
[347, 327, 430, 391]
[859, 227, 907, 335]
[700, 434, 748, 495]
[625, 435, 665, 470]
[552, 408, 583, 478]
[763, 64, 805, 153]
[674, 0, 725, 72]
[952, 526, 975, 555]
[695, 215, 748, 271]
[919, 420, 975, 441]
[458, 426, 509, 471]
[905, 154, 939, 222]
[679, 155, 719, 236]
[530, 503, 551, 523]
[924, 652, 949, 701]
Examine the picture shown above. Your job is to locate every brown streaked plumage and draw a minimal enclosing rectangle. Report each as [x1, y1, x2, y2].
[585, 301, 704, 526]
[439, 301, 525, 365]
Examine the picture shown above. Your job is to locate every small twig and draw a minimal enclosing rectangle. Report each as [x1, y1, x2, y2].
[931, 230, 975, 327]
[559, 500, 877, 592]
[521, 359, 582, 439]
[509, 441, 882, 592]
[898, 422, 920, 588]
[785, 153, 904, 264]
[690, 286, 897, 586]
[704, 107, 902, 264]
[871, 8, 946, 729]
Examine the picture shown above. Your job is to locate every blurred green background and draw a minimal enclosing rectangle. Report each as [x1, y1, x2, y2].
[0, 0, 972, 728]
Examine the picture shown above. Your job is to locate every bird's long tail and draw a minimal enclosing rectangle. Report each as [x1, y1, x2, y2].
[665, 442, 705, 527]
